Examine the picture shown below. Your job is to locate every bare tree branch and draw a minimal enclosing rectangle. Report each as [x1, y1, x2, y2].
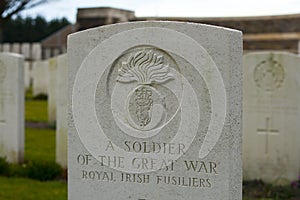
[0, 0, 57, 42]
[3, 0, 30, 20]
[1, 0, 53, 20]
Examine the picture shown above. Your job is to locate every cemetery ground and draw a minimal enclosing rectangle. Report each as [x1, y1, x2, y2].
[0, 88, 299, 199]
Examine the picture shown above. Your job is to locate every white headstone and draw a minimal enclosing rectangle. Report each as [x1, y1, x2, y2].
[243, 52, 300, 184]
[2, 44, 10, 52]
[32, 60, 48, 96]
[24, 61, 31, 90]
[12, 43, 20, 54]
[0, 53, 24, 163]
[56, 54, 68, 168]
[68, 22, 242, 200]
[32, 43, 42, 61]
[48, 57, 57, 123]
[53, 48, 60, 57]
[21, 43, 31, 59]
[44, 48, 51, 60]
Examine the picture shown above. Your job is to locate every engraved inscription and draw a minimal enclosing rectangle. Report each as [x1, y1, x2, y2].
[253, 54, 285, 91]
[257, 117, 279, 154]
[75, 148, 217, 188]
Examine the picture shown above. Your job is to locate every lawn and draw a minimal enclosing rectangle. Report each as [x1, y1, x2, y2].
[25, 87, 48, 122]
[24, 89, 54, 162]
[0, 176, 67, 200]
[25, 128, 55, 162]
[25, 100, 48, 122]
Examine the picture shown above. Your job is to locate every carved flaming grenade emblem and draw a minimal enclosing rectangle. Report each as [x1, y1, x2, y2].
[117, 49, 174, 128]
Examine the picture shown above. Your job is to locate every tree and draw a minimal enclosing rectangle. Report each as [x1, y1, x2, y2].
[3, 15, 70, 42]
[0, 0, 54, 42]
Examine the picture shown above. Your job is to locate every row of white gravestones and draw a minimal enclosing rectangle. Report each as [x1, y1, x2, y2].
[0, 43, 42, 60]
[243, 52, 300, 185]
[0, 51, 67, 166]
[31, 54, 68, 167]
[0, 53, 24, 163]
[27, 54, 68, 167]
[68, 22, 243, 199]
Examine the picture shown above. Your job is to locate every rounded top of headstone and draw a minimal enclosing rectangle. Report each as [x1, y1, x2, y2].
[68, 21, 242, 41]
[0, 52, 24, 58]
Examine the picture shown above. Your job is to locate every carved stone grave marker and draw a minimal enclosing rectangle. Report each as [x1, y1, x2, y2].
[56, 54, 68, 168]
[68, 22, 242, 200]
[21, 43, 31, 59]
[31, 43, 41, 61]
[2, 44, 10, 52]
[0, 53, 24, 163]
[48, 57, 58, 124]
[24, 61, 31, 90]
[243, 52, 300, 184]
[32, 60, 48, 97]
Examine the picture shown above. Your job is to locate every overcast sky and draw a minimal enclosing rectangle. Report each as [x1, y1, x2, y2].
[20, 0, 300, 22]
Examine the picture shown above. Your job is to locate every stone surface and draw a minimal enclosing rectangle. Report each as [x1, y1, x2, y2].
[243, 52, 300, 184]
[44, 48, 51, 60]
[2, 44, 10, 52]
[68, 22, 242, 200]
[12, 43, 20, 54]
[21, 43, 31, 59]
[32, 60, 48, 96]
[24, 61, 31, 89]
[0, 53, 24, 163]
[48, 57, 57, 124]
[31, 43, 42, 61]
[56, 54, 68, 168]
[53, 49, 60, 57]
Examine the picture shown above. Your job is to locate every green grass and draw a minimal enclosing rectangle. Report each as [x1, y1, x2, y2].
[0, 127, 63, 200]
[0, 128, 64, 200]
[25, 87, 54, 162]
[25, 87, 48, 122]
[25, 88, 33, 100]
[0, 177, 66, 200]
[25, 100, 48, 122]
[25, 128, 55, 162]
